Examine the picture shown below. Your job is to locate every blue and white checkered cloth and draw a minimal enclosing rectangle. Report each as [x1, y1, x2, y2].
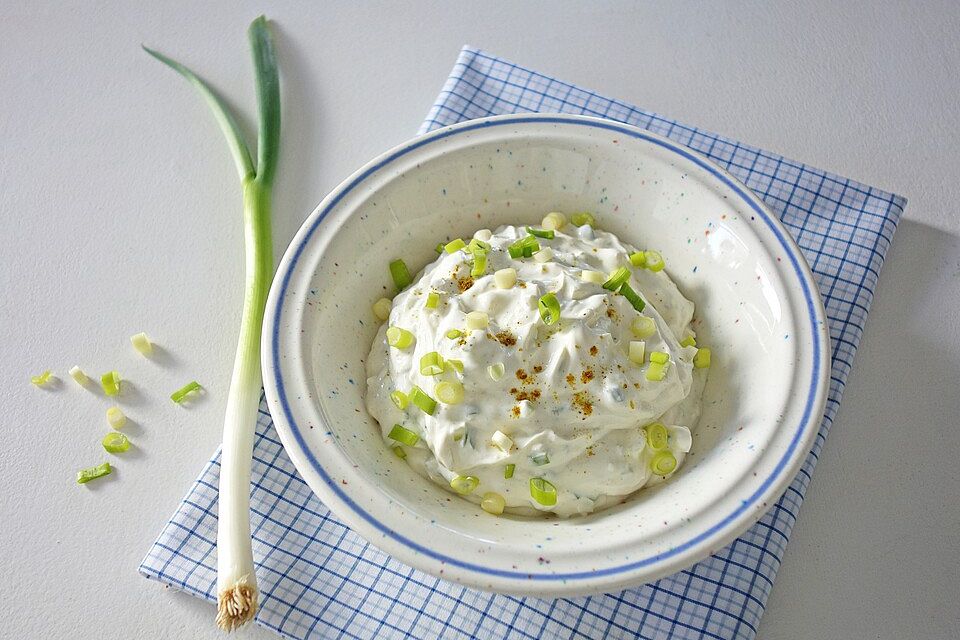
[140, 47, 906, 639]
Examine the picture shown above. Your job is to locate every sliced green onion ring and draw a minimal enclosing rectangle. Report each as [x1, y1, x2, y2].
[694, 348, 712, 369]
[450, 475, 479, 495]
[680, 335, 697, 348]
[388, 424, 420, 446]
[444, 238, 466, 253]
[390, 390, 409, 410]
[170, 380, 202, 403]
[392, 445, 407, 459]
[631, 316, 656, 338]
[487, 362, 505, 380]
[481, 492, 506, 515]
[619, 282, 646, 312]
[445, 328, 463, 339]
[76, 462, 112, 484]
[570, 212, 595, 227]
[629, 251, 647, 267]
[372, 297, 392, 321]
[101, 371, 121, 396]
[645, 361, 668, 382]
[434, 380, 464, 404]
[386, 326, 415, 349]
[645, 422, 669, 451]
[529, 477, 558, 506]
[650, 450, 678, 475]
[504, 463, 516, 479]
[419, 351, 445, 376]
[538, 292, 561, 325]
[102, 432, 131, 454]
[409, 385, 437, 415]
[650, 351, 669, 364]
[106, 406, 127, 430]
[471, 250, 488, 277]
[531, 452, 550, 466]
[526, 226, 555, 239]
[425, 291, 440, 309]
[31, 370, 53, 387]
[389, 259, 412, 291]
[602, 267, 630, 291]
[644, 250, 665, 272]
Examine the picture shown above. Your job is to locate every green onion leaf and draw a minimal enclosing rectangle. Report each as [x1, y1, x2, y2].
[419, 351, 445, 376]
[388, 424, 420, 446]
[170, 380, 202, 403]
[527, 226, 555, 239]
[101, 371, 121, 396]
[468, 238, 491, 253]
[76, 462, 112, 485]
[529, 477, 558, 506]
[644, 422, 669, 451]
[471, 250, 488, 277]
[602, 267, 630, 291]
[450, 475, 480, 495]
[389, 259, 412, 291]
[102, 432, 131, 454]
[619, 282, 646, 312]
[445, 358, 464, 374]
[504, 463, 516, 479]
[538, 292, 561, 325]
[390, 390, 409, 410]
[409, 385, 437, 415]
[650, 450, 678, 475]
[444, 238, 466, 253]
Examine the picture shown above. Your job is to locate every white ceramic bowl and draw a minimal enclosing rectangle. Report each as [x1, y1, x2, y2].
[262, 114, 830, 596]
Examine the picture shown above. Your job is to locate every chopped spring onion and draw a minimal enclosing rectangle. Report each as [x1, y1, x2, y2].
[465, 311, 488, 330]
[69, 365, 91, 386]
[508, 235, 540, 258]
[101, 371, 121, 396]
[680, 335, 697, 348]
[392, 445, 407, 459]
[450, 475, 480, 495]
[538, 292, 561, 325]
[541, 211, 567, 231]
[646, 361, 669, 381]
[419, 351, 444, 376]
[533, 247, 554, 263]
[435, 242, 444, 254]
[435, 380, 464, 404]
[444, 238, 466, 253]
[170, 380, 202, 403]
[602, 267, 630, 291]
[650, 450, 678, 475]
[487, 362, 505, 381]
[650, 351, 669, 364]
[389, 259, 412, 291]
[504, 463, 516, 479]
[644, 250, 665, 272]
[527, 226, 555, 239]
[445, 358, 464, 374]
[629, 251, 647, 267]
[531, 452, 550, 466]
[468, 238, 492, 253]
[409, 386, 437, 415]
[494, 267, 517, 289]
[106, 406, 127, 430]
[390, 390, 409, 410]
[474, 228, 493, 242]
[146, 17, 279, 630]
[445, 328, 463, 339]
[580, 270, 606, 285]
[570, 212, 595, 227]
[130, 332, 153, 356]
[644, 422, 669, 451]
[631, 316, 656, 339]
[76, 462, 112, 484]
[619, 282, 646, 312]
[492, 430, 513, 452]
[388, 424, 420, 446]
[471, 250, 488, 277]
[529, 477, 558, 506]
[629, 341, 646, 364]
[425, 291, 440, 309]
[372, 297, 392, 321]
[386, 326, 415, 349]
[31, 370, 53, 387]
[694, 348, 712, 369]
[669, 425, 693, 453]
[481, 492, 506, 515]
[102, 432, 131, 454]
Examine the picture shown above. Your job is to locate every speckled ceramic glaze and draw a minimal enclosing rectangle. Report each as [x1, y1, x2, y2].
[261, 114, 830, 596]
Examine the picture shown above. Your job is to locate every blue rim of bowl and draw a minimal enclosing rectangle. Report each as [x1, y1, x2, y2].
[268, 114, 826, 583]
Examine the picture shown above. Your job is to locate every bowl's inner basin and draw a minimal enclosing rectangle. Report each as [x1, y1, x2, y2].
[286, 125, 803, 573]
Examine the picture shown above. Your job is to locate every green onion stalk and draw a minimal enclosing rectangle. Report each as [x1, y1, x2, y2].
[144, 15, 280, 631]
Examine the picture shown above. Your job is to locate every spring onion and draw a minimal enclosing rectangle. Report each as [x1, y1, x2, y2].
[531, 452, 550, 466]
[445, 329, 463, 339]
[650, 351, 669, 364]
[389, 259, 412, 291]
[388, 424, 420, 447]
[76, 462, 111, 484]
[392, 445, 407, 459]
[471, 250, 488, 277]
[492, 430, 513, 452]
[533, 247, 554, 263]
[171, 380, 203, 404]
[619, 282, 646, 312]
[680, 335, 697, 348]
[372, 297, 392, 321]
[644, 422, 669, 451]
[31, 370, 53, 387]
[481, 492, 506, 515]
[504, 463, 516, 479]
[474, 229, 493, 242]
[435, 242, 444, 254]
[69, 365, 91, 387]
[650, 450, 678, 475]
[101, 371, 121, 396]
[541, 211, 567, 231]
[694, 348, 712, 369]
[529, 477, 558, 506]
[130, 332, 153, 356]
[390, 390, 409, 410]
[145, 17, 279, 629]
[538, 292, 560, 325]
[487, 362, 505, 381]
[644, 250, 665, 272]
[602, 267, 630, 291]
[419, 351, 444, 376]
[465, 311, 488, 330]
[527, 226, 555, 239]
[646, 361, 669, 381]
[409, 386, 437, 415]
[629, 251, 647, 267]
[444, 238, 466, 253]
[445, 358, 464, 374]
[580, 270, 606, 285]
[435, 380, 464, 404]
[450, 475, 480, 495]
[631, 317, 656, 339]
[424, 291, 440, 310]
[106, 406, 127, 430]
[629, 341, 646, 364]
[570, 212, 595, 227]
[386, 326, 415, 349]
[494, 267, 517, 289]
[468, 238, 491, 253]
[508, 235, 540, 258]
[102, 432, 131, 454]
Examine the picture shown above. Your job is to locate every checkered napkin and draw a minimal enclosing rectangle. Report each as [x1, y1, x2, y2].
[140, 47, 906, 639]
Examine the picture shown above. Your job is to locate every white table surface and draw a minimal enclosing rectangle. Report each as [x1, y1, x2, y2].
[3, 2, 958, 638]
